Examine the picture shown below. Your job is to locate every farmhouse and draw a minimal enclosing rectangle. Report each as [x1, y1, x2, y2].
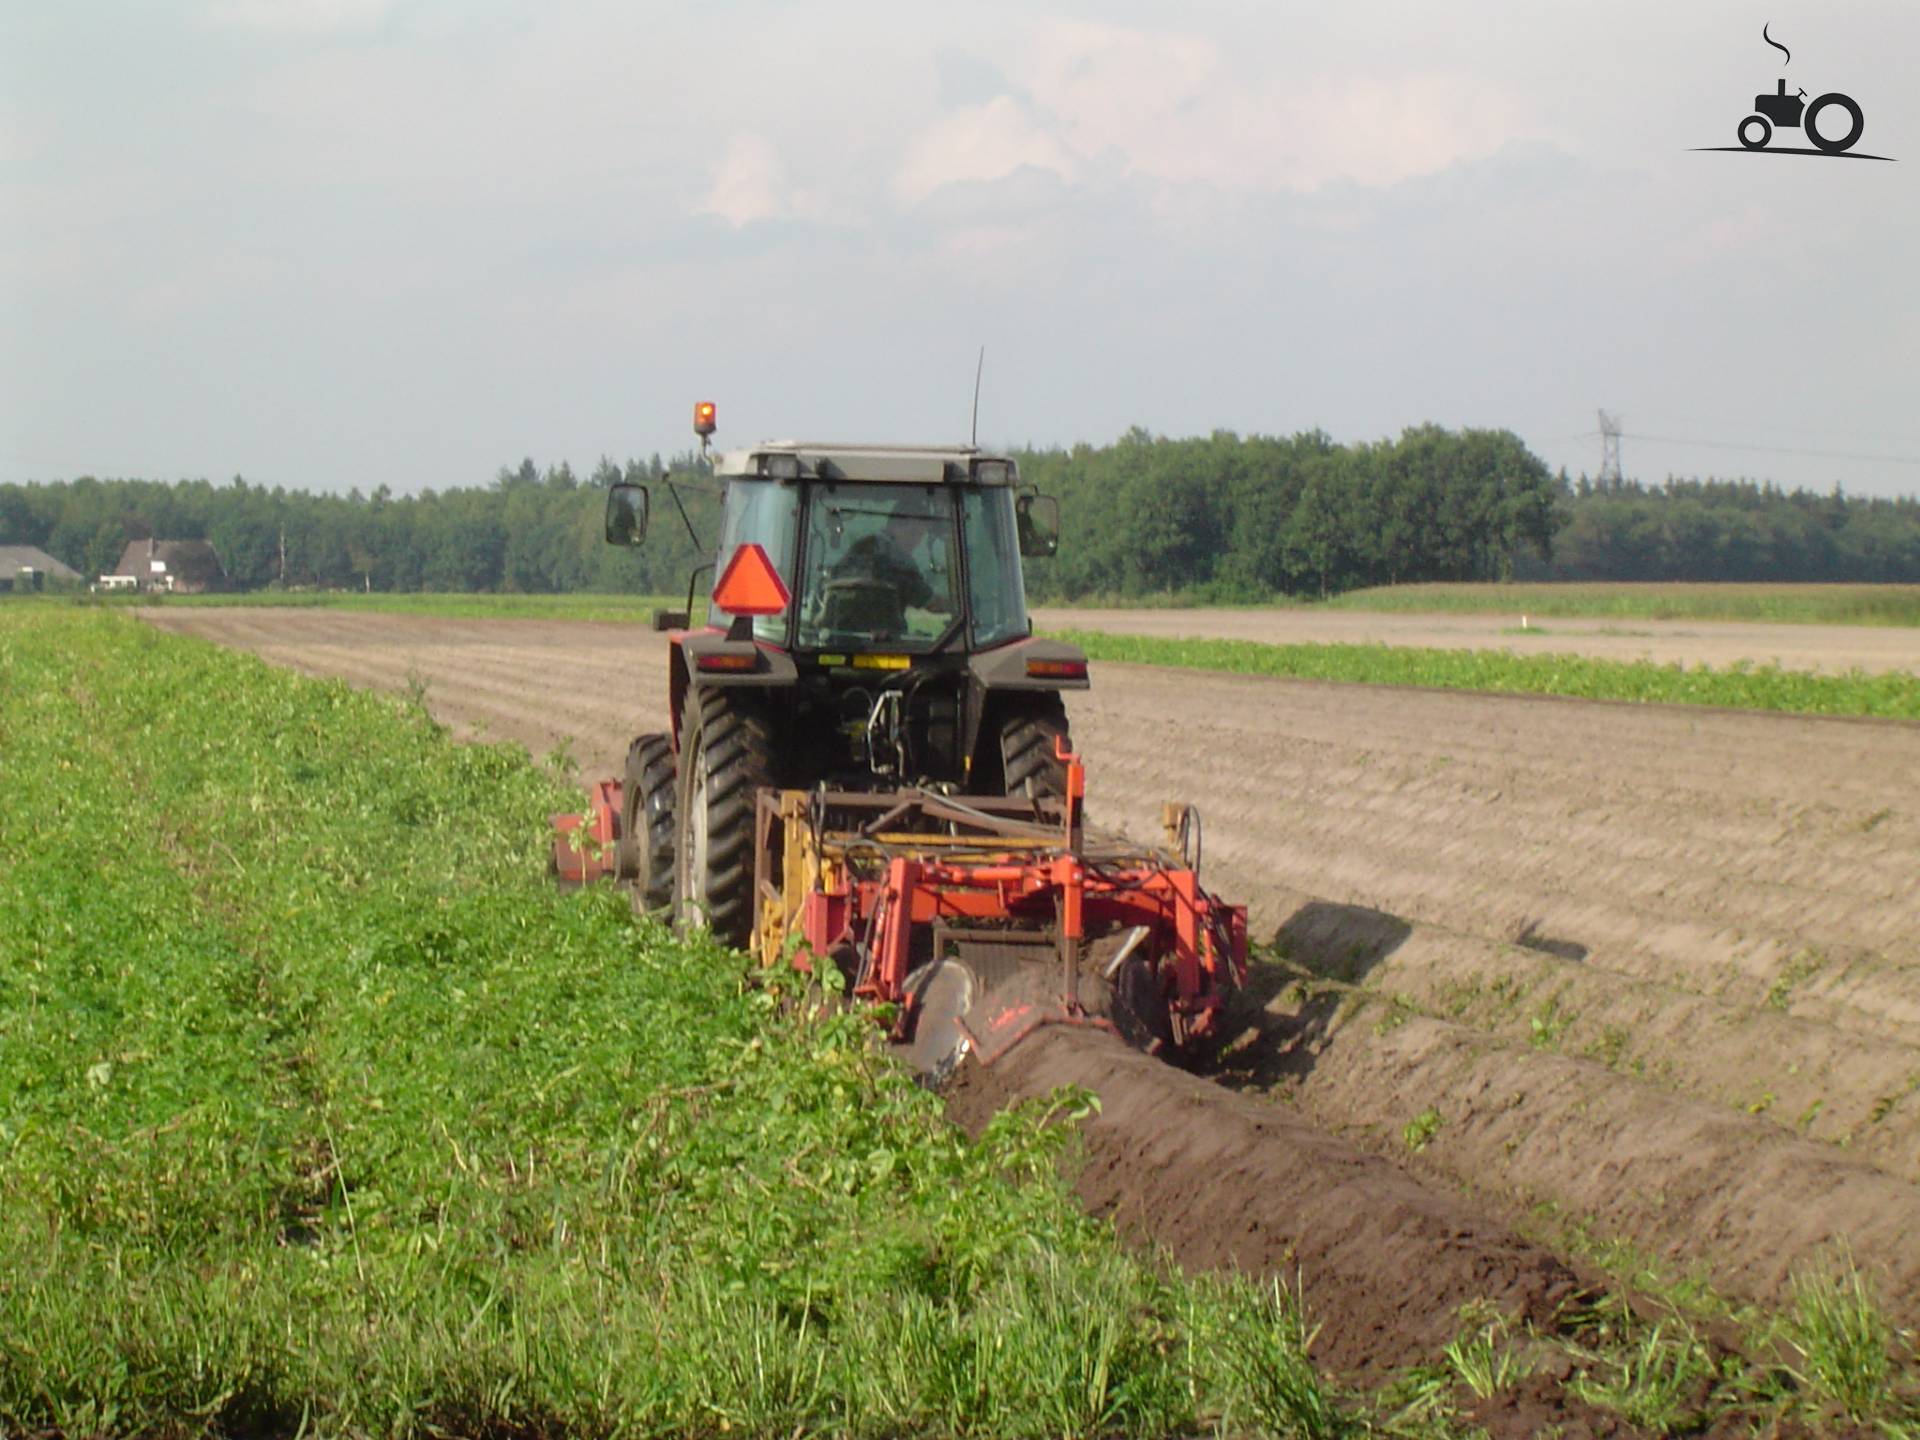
[102, 538, 227, 594]
[0, 544, 83, 592]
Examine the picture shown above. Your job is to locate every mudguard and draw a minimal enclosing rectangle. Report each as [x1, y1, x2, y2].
[667, 629, 801, 750]
[966, 634, 1091, 693]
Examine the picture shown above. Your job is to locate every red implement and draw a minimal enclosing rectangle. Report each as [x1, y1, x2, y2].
[554, 739, 1249, 1070]
[550, 779, 622, 885]
[750, 739, 1249, 1068]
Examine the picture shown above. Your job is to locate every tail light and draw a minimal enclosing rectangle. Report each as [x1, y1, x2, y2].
[1026, 658, 1088, 679]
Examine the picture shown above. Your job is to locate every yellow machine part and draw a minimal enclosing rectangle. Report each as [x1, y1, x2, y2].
[751, 788, 1062, 968]
[755, 791, 836, 965]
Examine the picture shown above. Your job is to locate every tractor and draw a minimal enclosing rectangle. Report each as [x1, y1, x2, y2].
[556, 403, 1244, 1072]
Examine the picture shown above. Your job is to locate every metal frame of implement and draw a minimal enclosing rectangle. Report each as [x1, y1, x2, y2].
[750, 739, 1248, 1064]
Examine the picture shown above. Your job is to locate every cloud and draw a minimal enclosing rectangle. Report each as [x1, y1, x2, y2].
[901, 20, 1540, 205]
[934, 49, 1014, 108]
[907, 164, 1075, 225]
[1014, 19, 1222, 174]
[694, 132, 823, 228]
[895, 94, 1078, 204]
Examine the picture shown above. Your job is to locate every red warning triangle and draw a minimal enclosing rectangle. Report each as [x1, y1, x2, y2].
[712, 542, 791, 616]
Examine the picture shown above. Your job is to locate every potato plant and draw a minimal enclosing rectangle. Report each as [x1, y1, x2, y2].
[0, 609, 1351, 1439]
[1054, 630, 1920, 720]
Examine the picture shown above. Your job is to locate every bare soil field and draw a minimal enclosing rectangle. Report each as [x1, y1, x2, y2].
[1033, 605, 1920, 675]
[147, 608, 1920, 1365]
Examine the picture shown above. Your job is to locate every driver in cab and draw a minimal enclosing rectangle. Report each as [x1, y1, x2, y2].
[834, 516, 935, 611]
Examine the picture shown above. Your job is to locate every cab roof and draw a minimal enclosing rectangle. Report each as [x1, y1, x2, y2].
[713, 443, 1019, 485]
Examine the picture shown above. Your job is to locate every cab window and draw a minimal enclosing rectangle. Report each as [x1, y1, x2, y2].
[794, 484, 959, 650]
[713, 480, 800, 642]
[962, 487, 1030, 648]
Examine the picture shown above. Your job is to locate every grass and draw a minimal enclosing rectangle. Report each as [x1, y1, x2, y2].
[1325, 581, 1920, 627]
[1786, 1259, 1896, 1421]
[1052, 630, 1920, 720]
[1401, 1108, 1444, 1153]
[0, 606, 1350, 1438]
[1520, 1210, 1920, 1433]
[1567, 1319, 1717, 1433]
[1440, 1304, 1529, 1401]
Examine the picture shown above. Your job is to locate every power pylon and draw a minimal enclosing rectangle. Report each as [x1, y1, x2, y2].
[1597, 410, 1623, 486]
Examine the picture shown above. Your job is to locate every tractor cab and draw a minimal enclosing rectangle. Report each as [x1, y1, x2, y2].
[691, 442, 1057, 657]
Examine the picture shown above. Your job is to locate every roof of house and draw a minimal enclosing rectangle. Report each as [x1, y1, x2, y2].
[106, 538, 226, 585]
[0, 544, 82, 582]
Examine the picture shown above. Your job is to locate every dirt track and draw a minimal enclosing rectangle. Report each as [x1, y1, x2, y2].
[1032, 604, 1920, 675]
[146, 608, 1920, 1372]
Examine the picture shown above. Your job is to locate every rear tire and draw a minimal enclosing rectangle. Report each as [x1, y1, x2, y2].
[1805, 92, 1864, 154]
[620, 733, 676, 914]
[999, 697, 1070, 798]
[672, 686, 775, 948]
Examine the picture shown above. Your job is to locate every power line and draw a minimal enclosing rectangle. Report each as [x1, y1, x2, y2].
[1537, 431, 1920, 468]
[1643, 412, 1919, 446]
[1620, 432, 1920, 468]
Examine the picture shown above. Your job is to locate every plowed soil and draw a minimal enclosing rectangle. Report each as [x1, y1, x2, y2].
[146, 609, 1920, 1397]
[941, 1028, 1589, 1376]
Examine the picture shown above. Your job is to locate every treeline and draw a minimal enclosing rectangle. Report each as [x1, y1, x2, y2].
[1518, 475, 1920, 584]
[1016, 425, 1557, 599]
[0, 424, 1563, 600]
[0, 458, 718, 597]
[1013, 430, 1920, 595]
[4, 427, 1917, 598]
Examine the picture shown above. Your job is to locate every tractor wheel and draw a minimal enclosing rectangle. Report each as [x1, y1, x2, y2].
[1805, 92, 1864, 154]
[619, 732, 676, 914]
[999, 696, 1070, 798]
[672, 685, 774, 947]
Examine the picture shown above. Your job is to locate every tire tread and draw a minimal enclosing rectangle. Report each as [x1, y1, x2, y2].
[1000, 697, 1070, 798]
[676, 686, 775, 945]
[622, 732, 676, 911]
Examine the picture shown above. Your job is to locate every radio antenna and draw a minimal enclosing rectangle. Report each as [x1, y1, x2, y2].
[969, 346, 985, 448]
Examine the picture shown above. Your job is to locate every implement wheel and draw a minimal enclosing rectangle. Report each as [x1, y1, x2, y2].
[620, 732, 676, 914]
[999, 696, 1070, 798]
[672, 685, 774, 947]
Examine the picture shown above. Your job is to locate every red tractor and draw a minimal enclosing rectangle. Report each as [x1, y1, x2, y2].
[557, 405, 1244, 1072]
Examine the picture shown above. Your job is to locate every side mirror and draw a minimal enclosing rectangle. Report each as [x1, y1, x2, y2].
[1016, 492, 1059, 558]
[605, 483, 649, 546]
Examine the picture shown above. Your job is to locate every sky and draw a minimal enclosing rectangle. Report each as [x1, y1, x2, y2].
[3, 0, 1917, 499]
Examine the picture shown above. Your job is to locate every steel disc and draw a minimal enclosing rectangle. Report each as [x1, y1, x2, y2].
[900, 958, 976, 1078]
